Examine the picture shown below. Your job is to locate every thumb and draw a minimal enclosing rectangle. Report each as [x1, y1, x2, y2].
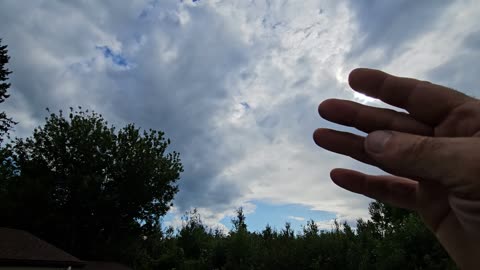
[364, 131, 480, 193]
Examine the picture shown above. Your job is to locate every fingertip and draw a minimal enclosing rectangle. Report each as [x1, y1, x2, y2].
[348, 68, 386, 93]
[317, 99, 328, 117]
[312, 128, 327, 146]
[348, 68, 368, 88]
[330, 168, 343, 185]
[330, 168, 360, 178]
[318, 99, 338, 119]
[313, 128, 339, 144]
[330, 168, 365, 192]
[330, 168, 351, 184]
[330, 168, 345, 178]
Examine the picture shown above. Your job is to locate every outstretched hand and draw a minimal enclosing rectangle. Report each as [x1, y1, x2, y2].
[314, 68, 480, 270]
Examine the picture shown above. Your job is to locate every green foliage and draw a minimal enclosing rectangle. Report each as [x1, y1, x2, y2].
[0, 108, 183, 266]
[226, 208, 253, 270]
[0, 39, 15, 143]
[143, 203, 456, 270]
[178, 209, 210, 260]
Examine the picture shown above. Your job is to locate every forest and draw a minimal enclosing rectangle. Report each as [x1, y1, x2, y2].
[124, 204, 456, 270]
[0, 40, 456, 269]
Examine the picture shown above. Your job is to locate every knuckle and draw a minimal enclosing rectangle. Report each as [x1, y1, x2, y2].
[401, 136, 447, 180]
[408, 136, 438, 159]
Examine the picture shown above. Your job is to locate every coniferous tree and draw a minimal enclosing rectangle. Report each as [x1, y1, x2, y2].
[0, 39, 15, 142]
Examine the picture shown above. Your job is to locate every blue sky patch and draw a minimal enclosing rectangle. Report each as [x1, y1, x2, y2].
[221, 201, 336, 233]
[96, 46, 129, 67]
[240, 102, 251, 111]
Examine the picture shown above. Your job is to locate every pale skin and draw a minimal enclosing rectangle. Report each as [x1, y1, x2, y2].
[313, 68, 480, 270]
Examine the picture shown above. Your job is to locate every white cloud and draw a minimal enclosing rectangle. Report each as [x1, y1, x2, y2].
[288, 216, 305, 222]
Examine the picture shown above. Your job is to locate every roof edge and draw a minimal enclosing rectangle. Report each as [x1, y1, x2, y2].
[0, 258, 86, 268]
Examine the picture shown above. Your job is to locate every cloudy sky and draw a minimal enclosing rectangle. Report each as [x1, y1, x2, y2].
[1, 0, 479, 232]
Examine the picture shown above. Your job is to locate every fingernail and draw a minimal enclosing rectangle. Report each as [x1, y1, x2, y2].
[366, 131, 392, 153]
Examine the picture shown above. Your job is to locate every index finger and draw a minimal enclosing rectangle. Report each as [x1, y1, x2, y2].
[349, 68, 474, 126]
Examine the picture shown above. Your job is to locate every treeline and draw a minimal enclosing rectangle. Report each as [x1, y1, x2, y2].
[135, 203, 456, 270]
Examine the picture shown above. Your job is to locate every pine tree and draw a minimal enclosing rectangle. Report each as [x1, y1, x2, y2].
[0, 39, 15, 142]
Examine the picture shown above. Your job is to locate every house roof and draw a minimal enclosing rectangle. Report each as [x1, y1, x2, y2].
[0, 227, 85, 267]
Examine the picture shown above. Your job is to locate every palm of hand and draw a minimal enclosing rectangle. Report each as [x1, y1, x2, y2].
[421, 100, 480, 234]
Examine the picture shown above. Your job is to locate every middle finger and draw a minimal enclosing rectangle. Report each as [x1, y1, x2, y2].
[319, 99, 433, 135]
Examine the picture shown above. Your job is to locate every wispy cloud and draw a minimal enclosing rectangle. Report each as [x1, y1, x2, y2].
[288, 216, 305, 222]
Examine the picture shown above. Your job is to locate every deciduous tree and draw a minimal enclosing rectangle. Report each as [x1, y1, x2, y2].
[0, 108, 182, 264]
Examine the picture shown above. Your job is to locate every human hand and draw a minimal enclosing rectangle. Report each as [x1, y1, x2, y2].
[313, 68, 480, 270]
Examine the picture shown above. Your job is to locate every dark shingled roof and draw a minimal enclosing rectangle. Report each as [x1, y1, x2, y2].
[0, 227, 85, 267]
